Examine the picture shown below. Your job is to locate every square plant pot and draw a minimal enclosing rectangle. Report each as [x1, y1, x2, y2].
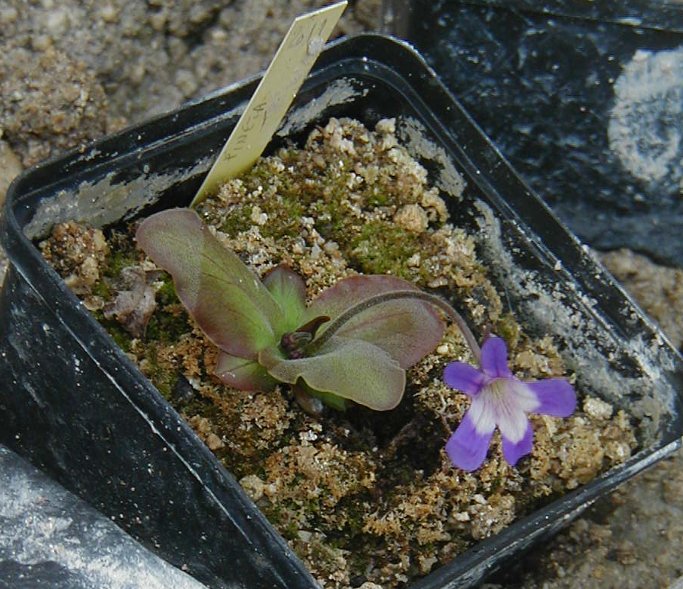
[1, 33, 682, 589]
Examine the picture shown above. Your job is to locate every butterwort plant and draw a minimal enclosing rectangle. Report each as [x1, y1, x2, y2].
[136, 208, 471, 411]
[136, 208, 576, 469]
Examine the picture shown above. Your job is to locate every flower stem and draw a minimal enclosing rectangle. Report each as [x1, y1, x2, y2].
[306, 290, 481, 362]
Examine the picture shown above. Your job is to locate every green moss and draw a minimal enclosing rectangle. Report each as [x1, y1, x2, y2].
[90, 278, 111, 299]
[219, 192, 306, 242]
[150, 366, 176, 399]
[94, 311, 132, 353]
[253, 150, 362, 243]
[104, 245, 138, 279]
[220, 207, 252, 236]
[337, 494, 371, 536]
[496, 313, 521, 349]
[83, 232, 140, 304]
[262, 503, 300, 540]
[145, 312, 189, 344]
[155, 277, 179, 306]
[259, 196, 306, 240]
[145, 277, 190, 344]
[282, 520, 300, 541]
[348, 220, 421, 278]
[366, 187, 390, 208]
[308, 538, 344, 565]
[138, 344, 178, 399]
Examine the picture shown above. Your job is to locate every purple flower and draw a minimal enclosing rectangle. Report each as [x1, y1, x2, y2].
[443, 336, 577, 471]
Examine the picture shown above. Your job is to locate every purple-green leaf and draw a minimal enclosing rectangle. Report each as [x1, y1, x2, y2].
[136, 208, 283, 359]
[306, 275, 444, 368]
[260, 336, 406, 411]
[262, 265, 307, 333]
[215, 351, 278, 391]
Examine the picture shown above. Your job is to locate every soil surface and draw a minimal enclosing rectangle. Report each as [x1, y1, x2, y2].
[40, 117, 639, 588]
[1, 2, 682, 588]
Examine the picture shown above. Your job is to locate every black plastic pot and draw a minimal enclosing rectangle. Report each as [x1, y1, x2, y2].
[1, 34, 681, 589]
[384, 0, 683, 267]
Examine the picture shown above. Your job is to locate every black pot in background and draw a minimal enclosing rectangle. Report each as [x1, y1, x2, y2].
[384, 0, 683, 267]
[1, 34, 682, 589]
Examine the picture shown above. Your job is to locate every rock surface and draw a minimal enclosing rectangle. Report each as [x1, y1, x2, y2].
[0, 445, 207, 589]
[393, 1, 683, 267]
[0, 138, 22, 281]
[601, 249, 683, 350]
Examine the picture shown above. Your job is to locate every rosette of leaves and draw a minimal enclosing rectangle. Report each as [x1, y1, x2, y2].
[136, 209, 445, 411]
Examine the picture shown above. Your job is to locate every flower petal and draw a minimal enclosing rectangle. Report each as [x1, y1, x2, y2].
[487, 383, 531, 444]
[526, 378, 577, 417]
[506, 380, 542, 413]
[445, 412, 494, 472]
[443, 362, 485, 396]
[467, 388, 498, 436]
[480, 336, 512, 378]
[502, 421, 534, 466]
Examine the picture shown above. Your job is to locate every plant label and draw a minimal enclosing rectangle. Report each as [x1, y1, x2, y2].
[191, 1, 347, 206]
